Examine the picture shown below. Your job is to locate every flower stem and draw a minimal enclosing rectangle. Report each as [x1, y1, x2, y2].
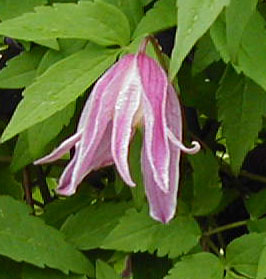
[148, 36, 169, 73]
[204, 220, 249, 236]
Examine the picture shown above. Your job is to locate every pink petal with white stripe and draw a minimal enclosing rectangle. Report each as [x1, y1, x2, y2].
[138, 53, 170, 193]
[34, 131, 82, 165]
[68, 55, 136, 192]
[111, 57, 143, 187]
[56, 121, 113, 195]
[141, 85, 182, 223]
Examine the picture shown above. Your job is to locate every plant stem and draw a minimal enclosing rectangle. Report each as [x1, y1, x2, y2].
[36, 166, 53, 204]
[240, 169, 266, 184]
[149, 36, 169, 73]
[204, 220, 249, 236]
[22, 167, 34, 208]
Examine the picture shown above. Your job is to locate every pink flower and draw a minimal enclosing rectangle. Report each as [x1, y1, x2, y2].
[35, 41, 200, 223]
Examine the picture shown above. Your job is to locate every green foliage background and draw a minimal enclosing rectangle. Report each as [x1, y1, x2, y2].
[0, 0, 266, 278]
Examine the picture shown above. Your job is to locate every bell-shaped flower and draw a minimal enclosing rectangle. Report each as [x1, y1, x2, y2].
[35, 42, 200, 223]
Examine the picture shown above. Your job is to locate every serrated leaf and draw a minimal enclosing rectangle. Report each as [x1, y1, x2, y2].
[61, 202, 131, 250]
[0, 2, 130, 47]
[226, 0, 258, 62]
[245, 189, 266, 218]
[1, 45, 119, 142]
[22, 265, 86, 279]
[217, 66, 266, 173]
[192, 32, 220, 75]
[0, 196, 94, 276]
[11, 103, 75, 171]
[0, 0, 47, 20]
[133, 0, 176, 38]
[96, 260, 120, 279]
[165, 252, 224, 279]
[0, 47, 45, 89]
[226, 233, 266, 278]
[169, 0, 229, 80]
[0, 167, 23, 200]
[189, 150, 222, 216]
[102, 207, 200, 258]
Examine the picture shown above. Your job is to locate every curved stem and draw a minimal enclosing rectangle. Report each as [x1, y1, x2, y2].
[204, 220, 249, 236]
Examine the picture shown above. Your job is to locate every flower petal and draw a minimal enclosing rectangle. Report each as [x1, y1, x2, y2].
[68, 55, 135, 192]
[111, 57, 143, 187]
[34, 131, 82, 165]
[138, 53, 170, 192]
[56, 121, 114, 196]
[141, 143, 178, 223]
[167, 129, 201, 154]
[166, 84, 200, 154]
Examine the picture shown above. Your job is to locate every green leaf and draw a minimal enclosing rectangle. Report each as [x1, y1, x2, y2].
[245, 189, 266, 218]
[210, 14, 230, 63]
[169, 0, 229, 80]
[96, 260, 120, 279]
[1, 45, 119, 142]
[129, 129, 145, 210]
[42, 187, 93, 229]
[101, 0, 143, 32]
[217, 66, 266, 173]
[0, 2, 130, 47]
[225, 0, 258, 62]
[11, 103, 75, 171]
[0, 196, 94, 276]
[189, 150, 222, 216]
[211, 12, 266, 92]
[165, 252, 224, 279]
[37, 39, 87, 76]
[102, 207, 200, 258]
[0, 167, 23, 200]
[133, 0, 176, 38]
[192, 32, 220, 75]
[256, 246, 266, 279]
[0, 0, 47, 20]
[248, 218, 266, 233]
[61, 202, 131, 250]
[0, 47, 46, 89]
[237, 12, 266, 92]
[35, 39, 59, 50]
[22, 265, 86, 279]
[226, 233, 266, 278]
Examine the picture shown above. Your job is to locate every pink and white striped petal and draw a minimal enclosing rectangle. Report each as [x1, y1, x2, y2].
[68, 55, 136, 191]
[34, 131, 82, 165]
[138, 53, 170, 193]
[111, 57, 143, 187]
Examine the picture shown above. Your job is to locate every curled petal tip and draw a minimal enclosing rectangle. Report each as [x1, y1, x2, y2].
[167, 129, 201, 154]
[189, 141, 201, 154]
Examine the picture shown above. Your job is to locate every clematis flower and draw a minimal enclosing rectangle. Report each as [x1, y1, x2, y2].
[35, 40, 200, 223]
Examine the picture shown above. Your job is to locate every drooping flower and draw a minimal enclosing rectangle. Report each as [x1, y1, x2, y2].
[35, 40, 200, 223]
